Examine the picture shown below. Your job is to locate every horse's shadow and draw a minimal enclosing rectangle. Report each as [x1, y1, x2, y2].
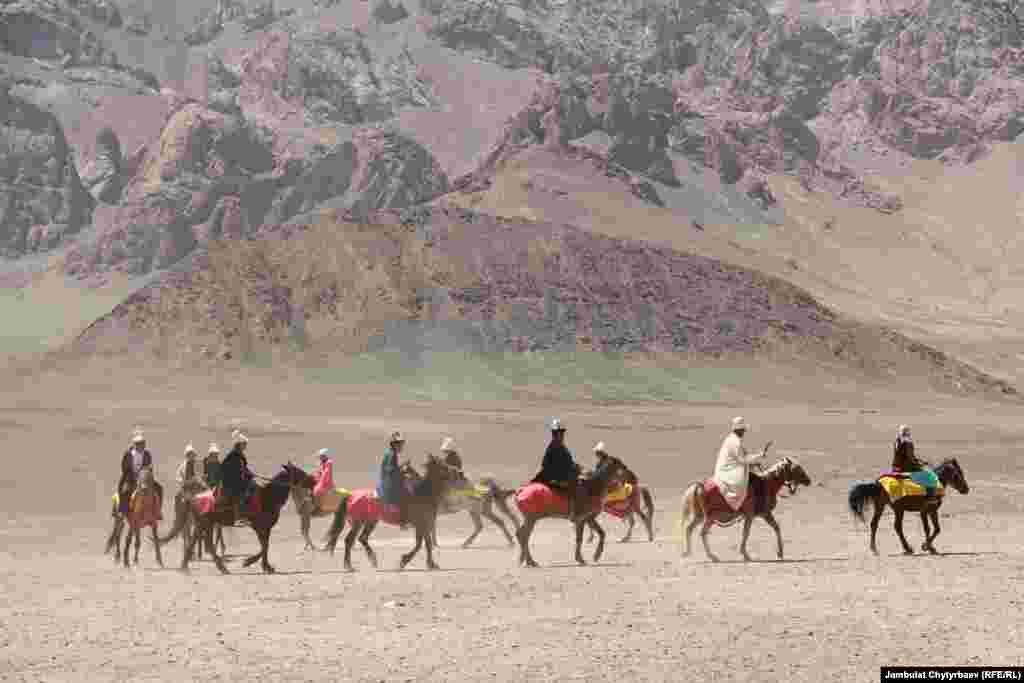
[522, 562, 636, 570]
[883, 551, 1000, 558]
[697, 556, 849, 565]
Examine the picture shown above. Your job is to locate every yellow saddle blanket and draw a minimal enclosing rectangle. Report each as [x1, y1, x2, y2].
[879, 477, 944, 501]
[605, 482, 634, 505]
[316, 488, 351, 514]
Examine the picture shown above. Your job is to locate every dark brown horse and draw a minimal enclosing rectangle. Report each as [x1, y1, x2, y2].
[848, 458, 969, 555]
[158, 485, 226, 559]
[680, 457, 812, 562]
[324, 454, 457, 571]
[514, 455, 627, 567]
[180, 462, 315, 574]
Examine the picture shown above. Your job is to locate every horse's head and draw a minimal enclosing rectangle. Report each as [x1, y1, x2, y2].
[766, 457, 811, 495]
[422, 453, 457, 482]
[936, 458, 969, 494]
[281, 461, 316, 490]
[597, 455, 628, 484]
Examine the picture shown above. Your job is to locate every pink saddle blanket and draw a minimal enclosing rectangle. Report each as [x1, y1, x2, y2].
[193, 491, 216, 515]
[515, 483, 570, 516]
[346, 489, 401, 525]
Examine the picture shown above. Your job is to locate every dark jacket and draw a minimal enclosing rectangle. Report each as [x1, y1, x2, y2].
[221, 446, 253, 497]
[533, 441, 580, 485]
[892, 437, 925, 472]
[377, 447, 403, 506]
[204, 458, 222, 488]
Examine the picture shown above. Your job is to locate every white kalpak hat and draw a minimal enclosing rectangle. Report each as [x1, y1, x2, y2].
[440, 437, 456, 452]
[731, 416, 747, 430]
[208, 443, 221, 454]
[593, 442, 607, 454]
[184, 442, 197, 455]
[232, 430, 248, 444]
[131, 429, 145, 443]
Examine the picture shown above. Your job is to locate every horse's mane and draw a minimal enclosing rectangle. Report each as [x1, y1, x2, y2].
[761, 458, 795, 478]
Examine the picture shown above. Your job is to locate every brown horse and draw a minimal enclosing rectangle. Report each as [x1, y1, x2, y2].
[158, 485, 226, 559]
[514, 455, 627, 567]
[291, 483, 353, 552]
[324, 454, 457, 571]
[847, 459, 969, 555]
[120, 466, 164, 568]
[399, 461, 520, 548]
[679, 457, 812, 562]
[180, 463, 315, 574]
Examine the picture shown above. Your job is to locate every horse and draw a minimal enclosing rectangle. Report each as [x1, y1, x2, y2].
[324, 454, 457, 571]
[587, 466, 655, 544]
[514, 455, 628, 568]
[105, 492, 125, 559]
[847, 458, 969, 555]
[679, 457, 812, 562]
[292, 483, 352, 551]
[120, 466, 165, 568]
[158, 483, 226, 559]
[180, 462, 316, 574]
[399, 461, 521, 548]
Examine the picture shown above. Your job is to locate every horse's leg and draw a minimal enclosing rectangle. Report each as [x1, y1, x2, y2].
[764, 512, 784, 560]
[621, 511, 635, 543]
[259, 527, 274, 573]
[481, 508, 515, 547]
[150, 524, 164, 568]
[893, 506, 913, 555]
[242, 521, 265, 568]
[180, 519, 202, 571]
[424, 517, 440, 571]
[869, 499, 884, 555]
[924, 507, 940, 554]
[399, 521, 424, 571]
[359, 521, 379, 569]
[517, 516, 539, 568]
[641, 497, 655, 542]
[588, 516, 606, 563]
[683, 512, 702, 558]
[919, 510, 932, 553]
[462, 510, 484, 548]
[574, 519, 587, 566]
[122, 526, 133, 567]
[739, 515, 754, 561]
[700, 519, 719, 563]
[343, 521, 361, 572]
[301, 510, 315, 551]
[216, 525, 226, 554]
[206, 521, 229, 574]
[495, 495, 521, 533]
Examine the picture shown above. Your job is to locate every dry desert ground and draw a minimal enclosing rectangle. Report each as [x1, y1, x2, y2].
[1, 355, 1023, 682]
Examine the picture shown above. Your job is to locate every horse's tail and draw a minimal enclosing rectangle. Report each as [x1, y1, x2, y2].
[848, 480, 881, 523]
[157, 495, 189, 545]
[325, 494, 350, 555]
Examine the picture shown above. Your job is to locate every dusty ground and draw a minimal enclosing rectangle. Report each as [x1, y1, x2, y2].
[2, 356, 1024, 682]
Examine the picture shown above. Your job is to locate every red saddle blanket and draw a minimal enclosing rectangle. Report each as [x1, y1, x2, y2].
[346, 489, 401, 525]
[192, 489, 262, 516]
[700, 479, 736, 516]
[515, 483, 570, 515]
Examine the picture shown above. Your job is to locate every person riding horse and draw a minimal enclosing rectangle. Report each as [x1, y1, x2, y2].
[891, 425, 938, 498]
[203, 443, 222, 489]
[531, 418, 582, 520]
[378, 432, 408, 525]
[220, 431, 256, 517]
[176, 443, 207, 497]
[311, 448, 335, 512]
[712, 417, 772, 513]
[118, 429, 164, 515]
[440, 437, 466, 483]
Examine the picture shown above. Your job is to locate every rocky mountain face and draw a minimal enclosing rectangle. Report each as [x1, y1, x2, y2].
[1, 0, 1022, 385]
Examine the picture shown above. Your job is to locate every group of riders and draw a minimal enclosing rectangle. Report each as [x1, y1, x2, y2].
[115, 417, 940, 524]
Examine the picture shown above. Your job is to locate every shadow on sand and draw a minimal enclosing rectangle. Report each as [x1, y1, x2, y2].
[884, 550, 1000, 558]
[695, 556, 850, 565]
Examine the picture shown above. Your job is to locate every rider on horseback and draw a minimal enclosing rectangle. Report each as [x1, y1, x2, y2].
[712, 417, 770, 513]
[118, 429, 164, 515]
[312, 448, 335, 511]
[176, 443, 206, 496]
[221, 431, 255, 518]
[440, 437, 466, 483]
[532, 418, 582, 521]
[378, 432, 408, 525]
[204, 443, 222, 488]
[892, 425, 938, 498]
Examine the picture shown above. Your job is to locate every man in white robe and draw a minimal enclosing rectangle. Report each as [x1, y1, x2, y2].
[712, 417, 772, 511]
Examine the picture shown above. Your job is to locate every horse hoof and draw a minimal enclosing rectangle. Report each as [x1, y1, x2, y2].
[264, 566, 276, 574]
[525, 561, 539, 568]
[903, 549, 914, 556]
[742, 554, 752, 562]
